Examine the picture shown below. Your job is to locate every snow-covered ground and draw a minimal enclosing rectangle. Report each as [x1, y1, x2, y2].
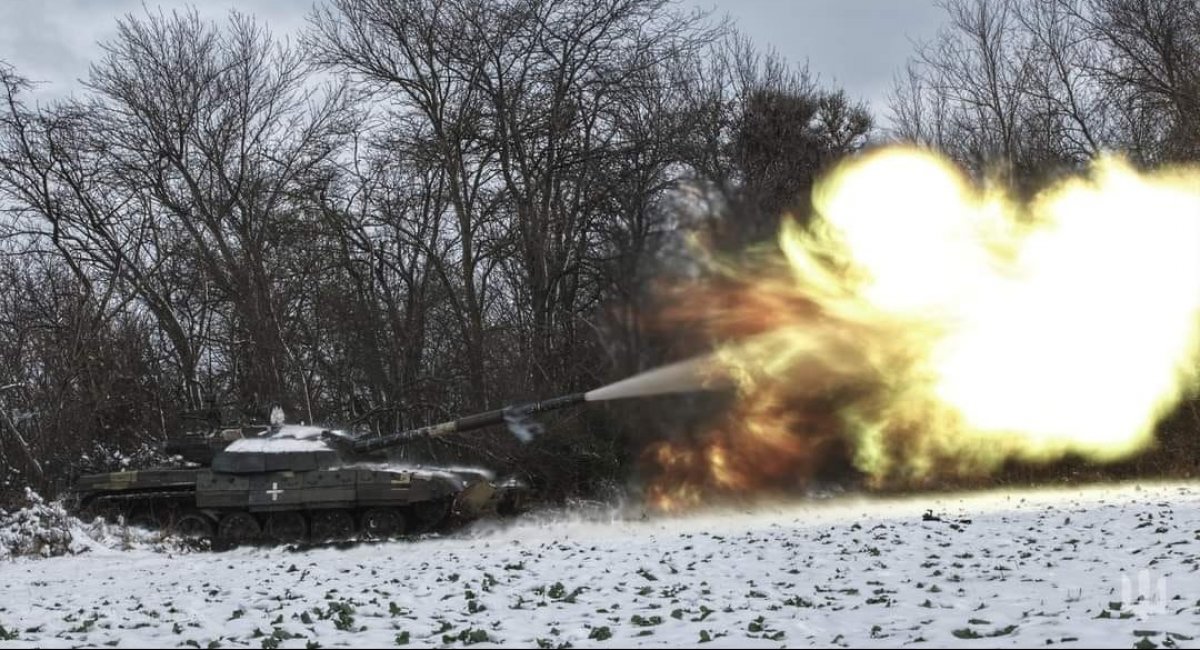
[2, 482, 1198, 649]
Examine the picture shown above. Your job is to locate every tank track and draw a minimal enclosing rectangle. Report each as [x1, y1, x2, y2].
[78, 489, 456, 549]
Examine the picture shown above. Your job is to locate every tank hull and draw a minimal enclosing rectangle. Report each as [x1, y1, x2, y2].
[74, 464, 525, 545]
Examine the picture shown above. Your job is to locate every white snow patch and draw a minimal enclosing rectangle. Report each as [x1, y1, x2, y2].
[223, 425, 348, 453]
[1, 481, 1198, 648]
[223, 437, 331, 453]
[0, 490, 200, 563]
[272, 425, 335, 441]
[0, 489, 79, 561]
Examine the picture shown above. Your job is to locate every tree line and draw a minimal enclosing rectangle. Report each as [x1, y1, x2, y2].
[0, 0, 869, 501]
[0, 0, 1196, 503]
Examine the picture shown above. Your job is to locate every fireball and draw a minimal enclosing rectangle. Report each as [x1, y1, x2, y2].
[646, 147, 1200, 509]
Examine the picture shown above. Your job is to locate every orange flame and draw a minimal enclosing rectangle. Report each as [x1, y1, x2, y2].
[646, 147, 1200, 509]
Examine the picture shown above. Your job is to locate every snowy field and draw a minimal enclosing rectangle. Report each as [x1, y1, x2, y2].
[1, 482, 1198, 649]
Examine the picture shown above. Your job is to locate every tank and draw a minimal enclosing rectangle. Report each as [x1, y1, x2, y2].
[71, 393, 586, 546]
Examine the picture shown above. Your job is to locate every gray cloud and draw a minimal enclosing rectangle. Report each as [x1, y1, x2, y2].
[0, 0, 94, 91]
[691, 0, 946, 117]
[0, 0, 314, 99]
[0, 0, 946, 118]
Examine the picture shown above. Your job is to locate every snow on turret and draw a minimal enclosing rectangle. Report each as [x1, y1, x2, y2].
[224, 424, 339, 454]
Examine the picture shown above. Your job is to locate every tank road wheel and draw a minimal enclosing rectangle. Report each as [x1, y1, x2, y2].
[411, 498, 451, 532]
[127, 508, 164, 531]
[173, 512, 215, 540]
[217, 512, 261, 546]
[265, 512, 308, 544]
[360, 509, 405, 540]
[310, 510, 355, 542]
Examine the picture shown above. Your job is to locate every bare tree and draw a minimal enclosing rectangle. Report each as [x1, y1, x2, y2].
[309, 0, 504, 409]
[83, 9, 355, 417]
[306, 131, 454, 429]
[891, 0, 1200, 170]
[890, 0, 1045, 178]
[1073, 0, 1200, 161]
[675, 34, 871, 247]
[0, 67, 216, 412]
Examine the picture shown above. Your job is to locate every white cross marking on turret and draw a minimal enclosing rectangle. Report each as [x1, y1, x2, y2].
[267, 482, 284, 502]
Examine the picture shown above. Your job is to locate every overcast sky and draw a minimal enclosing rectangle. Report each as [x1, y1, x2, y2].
[0, 0, 946, 123]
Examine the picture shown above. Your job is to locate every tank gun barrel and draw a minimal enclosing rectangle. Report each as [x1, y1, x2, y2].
[348, 392, 587, 453]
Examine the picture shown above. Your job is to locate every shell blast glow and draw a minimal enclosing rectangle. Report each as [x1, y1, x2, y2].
[622, 146, 1200, 510]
